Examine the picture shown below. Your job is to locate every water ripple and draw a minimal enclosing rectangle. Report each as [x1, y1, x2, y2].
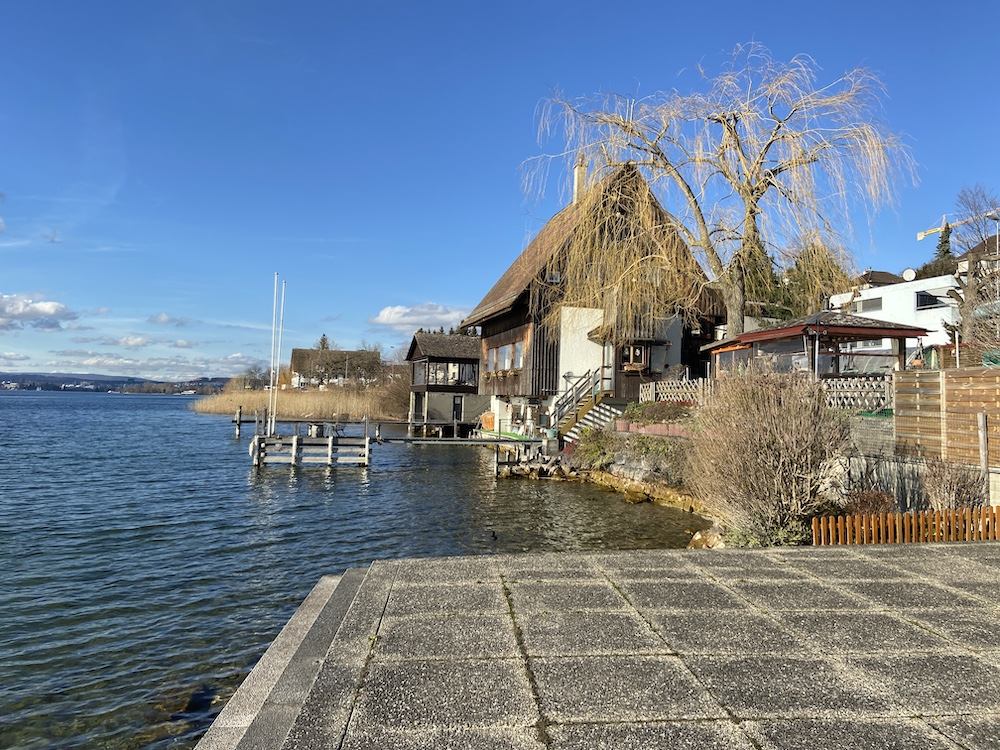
[0, 391, 706, 749]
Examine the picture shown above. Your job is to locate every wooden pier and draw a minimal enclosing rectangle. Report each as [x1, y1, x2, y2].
[250, 433, 371, 467]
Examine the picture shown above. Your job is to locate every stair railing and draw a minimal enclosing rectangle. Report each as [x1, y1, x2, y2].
[551, 369, 592, 427]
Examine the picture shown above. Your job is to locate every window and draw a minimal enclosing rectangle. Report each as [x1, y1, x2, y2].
[486, 348, 495, 372]
[412, 361, 426, 385]
[513, 341, 524, 369]
[499, 344, 512, 370]
[916, 291, 945, 310]
[861, 297, 882, 312]
[459, 362, 478, 385]
[621, 345, 645, 367]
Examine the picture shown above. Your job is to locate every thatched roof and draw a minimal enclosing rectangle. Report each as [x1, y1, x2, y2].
[461, 163, 709, 329]
[405, 332, 481, 361]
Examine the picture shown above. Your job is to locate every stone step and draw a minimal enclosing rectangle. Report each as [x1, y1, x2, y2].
[194, 567, 368, 750]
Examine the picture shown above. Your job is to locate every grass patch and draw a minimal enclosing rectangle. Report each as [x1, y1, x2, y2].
[620, 400, 694, 425]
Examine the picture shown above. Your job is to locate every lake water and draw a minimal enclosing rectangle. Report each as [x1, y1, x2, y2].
[0, 391, 706, 749]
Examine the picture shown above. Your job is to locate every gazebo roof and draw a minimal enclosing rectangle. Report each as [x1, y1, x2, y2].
[738, 311, 929, 344]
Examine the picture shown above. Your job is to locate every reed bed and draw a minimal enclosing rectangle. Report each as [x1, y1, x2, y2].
[192, 388, 402, 421]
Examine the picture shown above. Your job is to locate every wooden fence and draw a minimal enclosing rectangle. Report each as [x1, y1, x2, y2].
[812, 506, 1000, 545]
[639, 379, 712, 405]
[895, 368, 1000, 464]
[640, 374, 892, 412]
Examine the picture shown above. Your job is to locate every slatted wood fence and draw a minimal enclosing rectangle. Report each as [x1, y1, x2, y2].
[812, 506, 1000, 545]
[895, 368, 1000, 463]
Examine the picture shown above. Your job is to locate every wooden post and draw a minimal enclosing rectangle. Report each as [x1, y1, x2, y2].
[896, 337, 906, 372]
[494, 444, 500, 477]
[327, 435, 334, 466]
[235, 405, 242, 437]
[291, 434, 299, 466]
[979, 412, 989, 477]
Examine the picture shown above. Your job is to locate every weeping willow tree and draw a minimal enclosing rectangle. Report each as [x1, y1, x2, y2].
[779, 236, 854, 318]
[531, 162, 710, 341]
[531, 43, 914, 337]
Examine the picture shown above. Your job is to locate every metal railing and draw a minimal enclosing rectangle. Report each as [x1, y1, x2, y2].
[551, 365, 615, 427]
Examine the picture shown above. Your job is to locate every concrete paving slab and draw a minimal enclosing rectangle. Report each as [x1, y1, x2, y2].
[906, 607, 1000, 649]
[947, 580, 1000, 604]
[385, 581, 508, 616]
[375, 614, 519, 660]
[686, 655, 891, 718]
[731, 581, 868, 611]
[930, 715, 1000, 750]
[618, 580, 749, 611]
[744, 718, 957, 749]
[548, 720, 755, 749]
[517, 610, 668, 657]
[840, 580, 979, 609]
[848, 653, 1000, 713]
[201, 546, 1000, 750]
[530, 655, 726, 722]
[649, 610, 803, 655]
[497, 553, 600, 581]
[777, 611, 950, 653]
[507, 580, 628, 612]
[352, 658, 538, 729]
[781, 556, 913, 581]
[387, 557, 501, 585]
[342, 726, 546, 750]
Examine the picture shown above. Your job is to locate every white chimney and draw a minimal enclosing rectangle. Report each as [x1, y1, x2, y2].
[572, 156, 587, 205]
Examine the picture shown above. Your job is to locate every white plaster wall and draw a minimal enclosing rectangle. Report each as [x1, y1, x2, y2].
[557, 306, 605, 394]
[829, 274, 960, 349]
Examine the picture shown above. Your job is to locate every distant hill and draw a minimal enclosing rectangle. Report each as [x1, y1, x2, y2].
[0, 372, 229, 393]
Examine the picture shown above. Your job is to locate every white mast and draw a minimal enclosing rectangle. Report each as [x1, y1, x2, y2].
[267, 272, 279, 435]
[270, 279, 287, 436]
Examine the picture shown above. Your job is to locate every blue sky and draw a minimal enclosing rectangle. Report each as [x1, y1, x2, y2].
[1, 1, 998, 380]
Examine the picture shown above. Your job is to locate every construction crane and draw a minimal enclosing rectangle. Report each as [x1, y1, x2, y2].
[917, 211, 1000, 241]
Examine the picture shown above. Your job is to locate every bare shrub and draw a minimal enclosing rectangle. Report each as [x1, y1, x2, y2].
[842, 489, 897, 515]
[687, 370, 849, 546]
[922, 458, 986, 511]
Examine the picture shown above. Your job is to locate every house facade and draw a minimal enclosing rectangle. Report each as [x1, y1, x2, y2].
[290, 348, 383, 388]
[405, 331, 490, 437]
[461, 163, 720, 434]
[828, 273, 959, 358]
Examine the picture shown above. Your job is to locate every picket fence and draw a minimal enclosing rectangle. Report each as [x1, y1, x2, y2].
[812, 506, 1000, 546]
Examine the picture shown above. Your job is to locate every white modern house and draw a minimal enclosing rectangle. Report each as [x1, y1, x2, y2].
[828, 273, 959, 360]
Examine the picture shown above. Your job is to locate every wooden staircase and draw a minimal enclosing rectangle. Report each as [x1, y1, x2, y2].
[550, 367, 624, 444]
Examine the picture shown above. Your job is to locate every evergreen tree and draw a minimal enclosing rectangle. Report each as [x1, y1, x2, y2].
[935, 223, 953, 260]
[315, 333, 330, 350]
[917, 223, 958, 279]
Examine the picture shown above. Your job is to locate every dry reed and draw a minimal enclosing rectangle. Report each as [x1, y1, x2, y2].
[192, 388, 403, 421]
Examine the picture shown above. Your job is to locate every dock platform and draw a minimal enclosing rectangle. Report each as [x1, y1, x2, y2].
[196, 544, 1000, 750]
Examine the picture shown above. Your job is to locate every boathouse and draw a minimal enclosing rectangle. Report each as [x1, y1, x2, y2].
[461, 163, 721, 440]
[405, 331, 490, 437]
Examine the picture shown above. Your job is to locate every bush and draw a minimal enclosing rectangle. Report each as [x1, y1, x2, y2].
[687, 370, 849, 546]
[621, 400, 694, 425]
[922, 458, 986, 511]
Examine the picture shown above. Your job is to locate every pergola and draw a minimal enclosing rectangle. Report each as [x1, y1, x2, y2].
[702, 311, 930, 378]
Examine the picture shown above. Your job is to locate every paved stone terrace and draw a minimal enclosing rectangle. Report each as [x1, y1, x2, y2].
[199, 544, 1000, 750]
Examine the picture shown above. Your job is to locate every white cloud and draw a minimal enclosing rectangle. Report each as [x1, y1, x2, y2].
[0, 293, 78, 330]
[370, 302, 469, 333]
[0, 352, 29, 364]
[148, 312, 191, 327]
[170, 339, 193, 349]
